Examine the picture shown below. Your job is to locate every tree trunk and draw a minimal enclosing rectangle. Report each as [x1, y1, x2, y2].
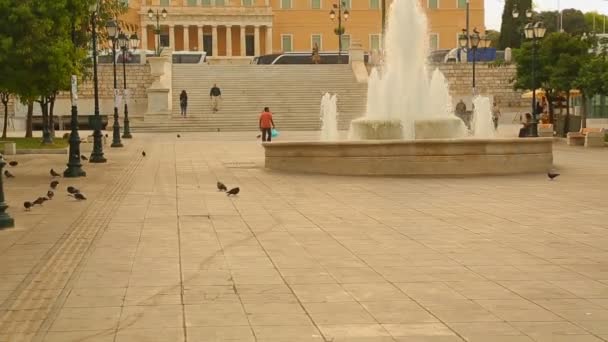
[1, 93, 8, 139]
[25, 101, 33, 138]
[49, 93, 56, 138]
[40, 97, 53, 144]
[563, 93, 571, 137]
[547, 92, 555, 125]
[580, 95, 587, 129]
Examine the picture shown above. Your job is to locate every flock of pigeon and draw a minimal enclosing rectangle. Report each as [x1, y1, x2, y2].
[2, 157, 88, 212]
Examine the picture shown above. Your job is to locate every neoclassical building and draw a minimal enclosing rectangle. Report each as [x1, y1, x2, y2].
[123, 0, 484, 60]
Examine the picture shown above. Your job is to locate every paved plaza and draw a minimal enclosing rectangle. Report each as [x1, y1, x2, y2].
[0, 131, 607, 341]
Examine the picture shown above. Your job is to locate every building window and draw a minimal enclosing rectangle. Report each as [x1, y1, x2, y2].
[311, 34, 322, 50]
[370, 34, 381, 51]
[457, 0, 467, 9]
[190, 0, 200, 5]
[340, 34, 350, 51]
[159, 0, 170, 6]
[216, 0, 225, 5]
[429, 33, 439, 51]
[281, 0, 292, 8]
[428, 0, 438, 9]
[341, 0, 351, 9]
[242, 0, 253, 5]
[281, 34, 293, 52]
[160, 31, 170, 47]
[369, 0, 379, 9]
[311, 0, 321, 9]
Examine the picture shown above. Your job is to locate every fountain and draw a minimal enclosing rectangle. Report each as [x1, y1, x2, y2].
[262, 0, 553, 176]
[320, 93, 339, 141]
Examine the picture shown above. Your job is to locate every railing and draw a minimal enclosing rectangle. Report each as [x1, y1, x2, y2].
[140, 4, 272, 16]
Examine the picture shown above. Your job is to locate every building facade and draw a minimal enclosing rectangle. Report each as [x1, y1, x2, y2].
[123, 0, 484, 59]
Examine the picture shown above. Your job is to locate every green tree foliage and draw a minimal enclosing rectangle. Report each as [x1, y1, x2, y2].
[498, 0, 532, 49]
[584, 12, 608, 34]
[485, 30, 500, 49]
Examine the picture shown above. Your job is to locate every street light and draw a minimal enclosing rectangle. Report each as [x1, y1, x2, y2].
[513, 8, 546, 137]
[0, 159, 14, 229]
[106, 20, 123, 148]
[63, 0, 87, 177]
[148, 8, 168, 57]
[89, 0, 106, 163]
[119, 32, 139, 139]
[329, 1, 349, 63]
[458, 28, 490, 95]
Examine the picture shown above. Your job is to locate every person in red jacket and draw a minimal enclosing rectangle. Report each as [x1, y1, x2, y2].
[259, 107, 275, 142]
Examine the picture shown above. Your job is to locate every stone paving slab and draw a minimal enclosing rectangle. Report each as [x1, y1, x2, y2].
[0, 131, 607, 341]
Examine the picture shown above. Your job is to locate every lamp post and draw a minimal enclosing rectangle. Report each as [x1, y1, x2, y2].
[0, 159, 14, 229]
[381, 0, 386, 38]
[89, 1, 106, 163]
[329, 1, 349, 63]
[63, 0, 87, 177]
[118, 32, 139, 139]
[106, 20, 123, 148]
[458, 28, 491, 95]
[148, 8, 168, 57]
[513, 7, 546, 137]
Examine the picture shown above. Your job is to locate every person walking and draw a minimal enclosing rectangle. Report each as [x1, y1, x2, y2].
[209, 83, 222, 112]
[259, 107, 275, 142]
[492, 101, 501, 130]
[179, 90, 188, 117]
[311, 43, 321, 64]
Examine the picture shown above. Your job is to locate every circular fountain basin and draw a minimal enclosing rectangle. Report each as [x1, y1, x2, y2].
[349, 118, 403, 140]
[263, 138, 553, 176]
[415, 117, 467, 140]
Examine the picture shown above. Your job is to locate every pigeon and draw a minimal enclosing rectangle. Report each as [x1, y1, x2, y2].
[50, 169, 61, 177]
[50, 180, 59, 190]
[8, 161, 18, 167]
[226, 187, 240, 196]
[548, 172, 560, 180]
[47, 190, 54, 200]
[81, 155, 88, 161]
[23, 201, 33, 211]
[177, 134, 181, 138]
[70, 193, 86, 200]
[217, 181, 227, 192]
[4, 170, 14, 178]
[67, 186, 80, 194]
[33, 197, 46, 206]
[142, 151, 146, 157]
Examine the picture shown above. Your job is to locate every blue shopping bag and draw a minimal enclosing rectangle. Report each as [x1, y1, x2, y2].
[271, 128, 279, 138]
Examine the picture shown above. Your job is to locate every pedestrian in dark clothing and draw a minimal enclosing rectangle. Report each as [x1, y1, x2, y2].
[210, 84, 222, 112]
[519, 113, 533, 138]
[180, 90, 188, 116]
[259, 107, 275, 142]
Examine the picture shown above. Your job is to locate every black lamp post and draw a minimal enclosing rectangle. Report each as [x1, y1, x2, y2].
[513, 7, 547, 137]
[458, 28, 491, 95]
[63, 1, 87, 177]
[329, 1, 349, 63]
[89, 0, 106, 163]
[0, 159, 14, 229]
[106, 20, 123, 148]
[118, 32, 139, 139]
[381, 0, 386, 38]
[148, 8, 168, 57]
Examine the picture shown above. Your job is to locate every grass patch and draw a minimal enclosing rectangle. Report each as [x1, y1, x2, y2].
[0, 137, 69, 150]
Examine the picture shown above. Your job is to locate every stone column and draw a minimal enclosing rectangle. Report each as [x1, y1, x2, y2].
[141, 26, 148, 50]
[265, 26, 272, 54]
[240, 25, 246, 56]
[212, 25, 218, 57]
[197, 26, 203, 51]
[254, 25, 260, 56]
[226, 25, 233, 57]
[169, 25, 175, 50]
[183, 25, 189, 51]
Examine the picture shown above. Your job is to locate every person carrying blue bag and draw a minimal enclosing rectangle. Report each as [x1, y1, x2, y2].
[259, 107, 276, 142]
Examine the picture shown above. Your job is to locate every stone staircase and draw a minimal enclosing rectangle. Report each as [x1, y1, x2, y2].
[131, 64, 367, 132]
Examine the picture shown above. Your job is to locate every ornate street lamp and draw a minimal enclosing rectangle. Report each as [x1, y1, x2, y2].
[106, 20, 123, 148]
[329, 1, 349, 63]
[118, 32, 139, 139]
[63, 0, 88, 177]
[458, 28, 490, 95]
[148, 8, 168, 57]
[513, 8, 546, 137]
[89, 0, 106, 163]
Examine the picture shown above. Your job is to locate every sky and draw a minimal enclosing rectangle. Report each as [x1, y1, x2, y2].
[485, 0, 608, 30]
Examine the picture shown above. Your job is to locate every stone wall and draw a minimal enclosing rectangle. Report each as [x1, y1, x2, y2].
[432, 63, 527, 109]
[57, 64, 152, 100]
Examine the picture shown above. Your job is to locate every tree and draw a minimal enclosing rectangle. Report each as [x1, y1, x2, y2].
[585, 12, 608, 34]
[485, 30, 500, 49]
[498, 0, 532, 49]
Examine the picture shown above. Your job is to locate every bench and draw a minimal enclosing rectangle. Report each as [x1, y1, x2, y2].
[567, 128, 605, 147]
[538, 124, 554, 138]
[31, 115, 109, 131]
